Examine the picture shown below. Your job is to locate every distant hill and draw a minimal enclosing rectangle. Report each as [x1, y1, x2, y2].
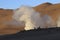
[34, 2, 60, 22]
[0, 9, 24, 35]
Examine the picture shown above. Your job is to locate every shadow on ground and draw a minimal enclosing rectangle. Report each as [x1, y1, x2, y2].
[0, 27, 60, 40]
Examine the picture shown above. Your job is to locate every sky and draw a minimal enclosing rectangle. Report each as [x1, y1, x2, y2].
[0, 0, 60, 9]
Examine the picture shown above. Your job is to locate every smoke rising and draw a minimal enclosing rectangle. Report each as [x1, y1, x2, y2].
[12, 6, 56, 31]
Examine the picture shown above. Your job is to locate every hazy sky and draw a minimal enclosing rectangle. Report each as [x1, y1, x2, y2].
[0, 0, 60, 9]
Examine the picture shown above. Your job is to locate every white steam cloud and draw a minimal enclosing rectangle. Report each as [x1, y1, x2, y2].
[57, 16, 60, 27]
[12, 6, 56, 31]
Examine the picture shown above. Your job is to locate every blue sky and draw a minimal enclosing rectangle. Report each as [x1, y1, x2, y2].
[0, 0, 60, 9]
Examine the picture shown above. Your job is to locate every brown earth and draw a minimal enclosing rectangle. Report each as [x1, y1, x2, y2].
[0, 2, 60, 35]
[0, 9, 24, 35]
[34, 2, 60, 26]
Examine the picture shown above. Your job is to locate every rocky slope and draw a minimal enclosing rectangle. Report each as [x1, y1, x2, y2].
[34, 2, 60, 24]
[0, 9, 24, 35]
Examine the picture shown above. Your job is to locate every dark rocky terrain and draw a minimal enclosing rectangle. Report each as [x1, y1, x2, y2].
[0, 27, 60, 40]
